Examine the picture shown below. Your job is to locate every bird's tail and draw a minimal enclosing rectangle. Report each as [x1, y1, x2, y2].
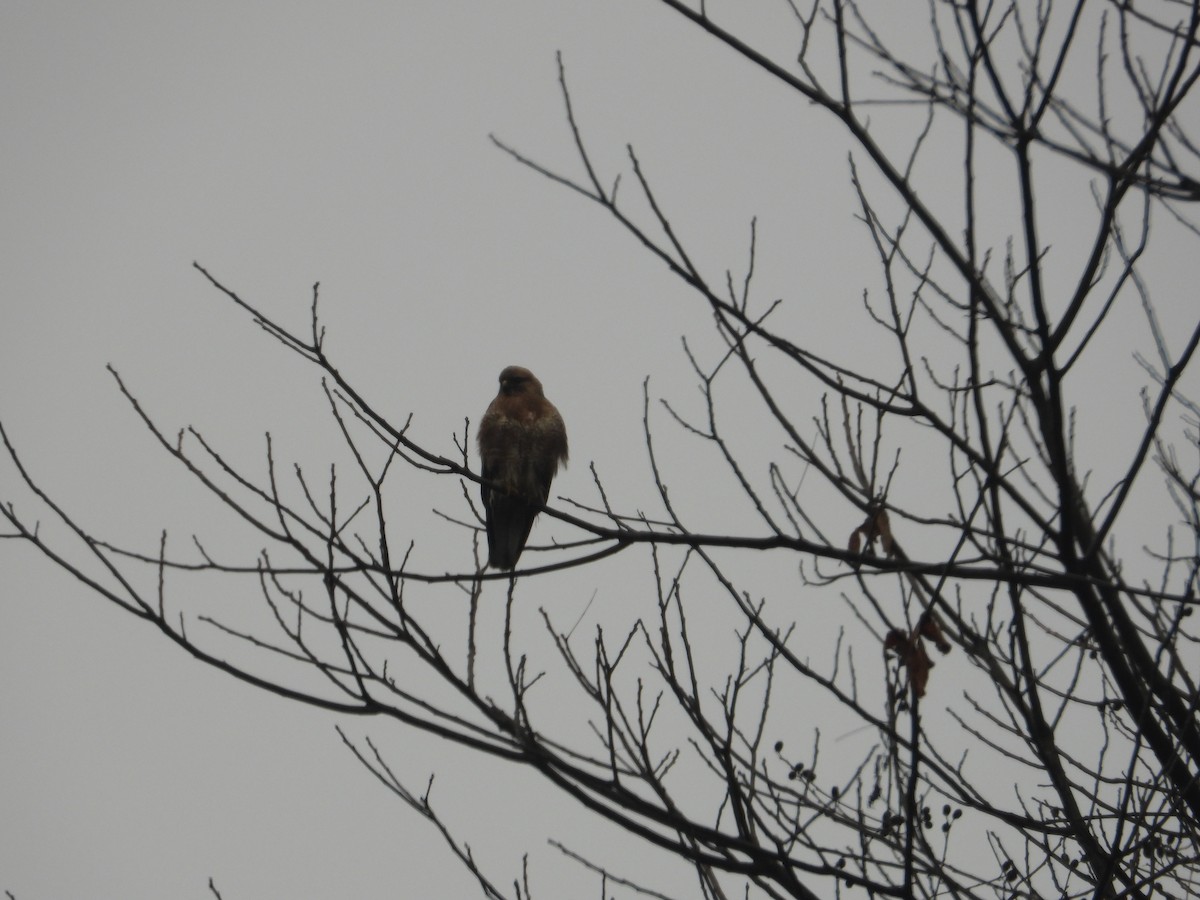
[487, 496, 539, 571]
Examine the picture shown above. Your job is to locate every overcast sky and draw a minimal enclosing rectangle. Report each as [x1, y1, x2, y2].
[0, 4, 827, 897]
[3, 3, 1196, 899]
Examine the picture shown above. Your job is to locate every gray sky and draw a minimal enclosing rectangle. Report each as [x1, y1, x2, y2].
[0, 4, 824, 897]
[3, 3, 1196, 899]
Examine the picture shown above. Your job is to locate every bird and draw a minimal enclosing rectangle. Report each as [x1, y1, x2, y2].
[477, 366, 568, 570]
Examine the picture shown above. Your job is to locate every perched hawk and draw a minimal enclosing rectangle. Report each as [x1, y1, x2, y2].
[478, 366, 568, 570]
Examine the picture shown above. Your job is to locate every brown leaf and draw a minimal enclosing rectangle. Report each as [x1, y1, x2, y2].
[885, 626, 935, 698]
[851, 508, 896, 558]
[918, 611, 952, 654]
[907, 640, 932, 697]
[874, 509, 894, 556]
[883, 629, 908, 651]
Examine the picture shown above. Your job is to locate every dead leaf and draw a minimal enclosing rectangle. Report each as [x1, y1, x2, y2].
[874, 509, 893, 555]
[906, 639, 932, 697]
[885, 619, 943, 699]
[850, 508, 896, 558]
[918, 611, 952, 654]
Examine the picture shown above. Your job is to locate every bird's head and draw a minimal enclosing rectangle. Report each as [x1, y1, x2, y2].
[497, 365, 543, 397]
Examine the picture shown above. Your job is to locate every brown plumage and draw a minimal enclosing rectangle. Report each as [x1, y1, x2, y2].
[477, 366, 568, 570]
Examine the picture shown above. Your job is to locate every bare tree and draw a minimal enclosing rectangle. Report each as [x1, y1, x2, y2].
[4, 2, 1199, 898]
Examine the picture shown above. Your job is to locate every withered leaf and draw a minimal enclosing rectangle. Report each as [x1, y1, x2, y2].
[918, 611, 952, 654]
[874, 509, 894, 555]
[885, 624, 936, 698]
[851, 508, 896, 558]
